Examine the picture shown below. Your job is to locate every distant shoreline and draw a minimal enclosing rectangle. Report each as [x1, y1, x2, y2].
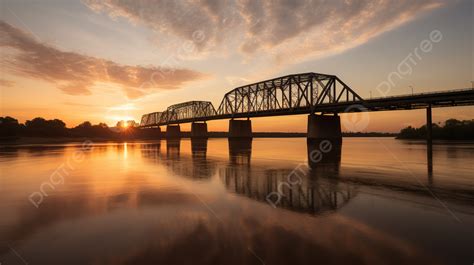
[1, 132, 397, 145]
[3, 117, 471, 143]
[3, 135, 474, 146]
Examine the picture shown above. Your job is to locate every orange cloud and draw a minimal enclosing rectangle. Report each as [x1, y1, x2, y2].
[0, 21, 207, 98]
[84, 0, 443, 64]
[0, 78, 15, 88]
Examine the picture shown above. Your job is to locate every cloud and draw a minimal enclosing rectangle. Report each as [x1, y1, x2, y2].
[0, 21, 207, 98]
[84, 0, 443, 65]
[0, 79, 15, 88]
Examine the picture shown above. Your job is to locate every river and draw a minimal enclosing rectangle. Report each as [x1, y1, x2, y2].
[0, 138, 473, 264]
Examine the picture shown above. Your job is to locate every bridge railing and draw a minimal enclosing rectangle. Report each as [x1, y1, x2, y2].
[366, 87, 474, 101]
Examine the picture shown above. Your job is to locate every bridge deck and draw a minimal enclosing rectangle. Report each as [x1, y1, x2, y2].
[141, 88, 474, 127]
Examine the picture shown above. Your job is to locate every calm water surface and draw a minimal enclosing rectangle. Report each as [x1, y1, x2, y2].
[0, 138, 473, 265]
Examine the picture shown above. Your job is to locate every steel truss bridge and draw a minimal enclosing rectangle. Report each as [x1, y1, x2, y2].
[140, 72, 474, 127]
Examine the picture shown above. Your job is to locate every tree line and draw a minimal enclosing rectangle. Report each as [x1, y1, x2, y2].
[1, 116, 473, 140]
[397, 119, 474, 140]
[0, 116, 156, 139]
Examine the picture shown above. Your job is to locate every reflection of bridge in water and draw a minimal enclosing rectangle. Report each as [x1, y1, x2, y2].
[140, 138, 473, 216]
[141, 140, 216, 180]
[141, 138, 356, 214]
[223, 139, 355, 214]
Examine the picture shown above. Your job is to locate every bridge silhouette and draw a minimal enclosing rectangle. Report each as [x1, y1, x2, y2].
[140, 72, 474, 141]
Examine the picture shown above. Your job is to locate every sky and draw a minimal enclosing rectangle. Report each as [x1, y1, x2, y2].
[0, 0, 473, 132]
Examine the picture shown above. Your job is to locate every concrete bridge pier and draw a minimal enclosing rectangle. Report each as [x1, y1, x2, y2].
[307, 114, 342, 144]
[228, 119, 252, 139]
[191, 122, 208, 138]
[166, 124, 181, 138]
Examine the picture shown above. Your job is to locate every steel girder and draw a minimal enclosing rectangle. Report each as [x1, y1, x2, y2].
[140, 112, 165, 127]
[140, 101, 217, 127]
[166, 101, 217, 123]
[140, 72, 364, 126]
[216, 73, 363, 116]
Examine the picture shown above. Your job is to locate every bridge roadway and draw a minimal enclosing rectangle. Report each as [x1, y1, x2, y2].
[144, 88, 474, 124]
[139, 72, 474, 140]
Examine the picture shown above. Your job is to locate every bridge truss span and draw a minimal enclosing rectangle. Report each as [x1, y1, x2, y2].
[216, 73, 363, 117]
[166, 101, 217, 123]
[139, 71, 474, 128]
[140, 112, 164, 127]
[140, 101, 216, 127]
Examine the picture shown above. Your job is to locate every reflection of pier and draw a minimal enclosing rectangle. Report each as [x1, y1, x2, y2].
[220, 166, 356, 214]
[228, 139, 252, 165]
[221, 138, 355, 214]
[141, 143, 161, 163]
[191, 138, 207, 159]
[166, 139, 180, 159]
[427, 142, 433, 183]
[307, 139, 342, 176]
[140, 139, 216, 180]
